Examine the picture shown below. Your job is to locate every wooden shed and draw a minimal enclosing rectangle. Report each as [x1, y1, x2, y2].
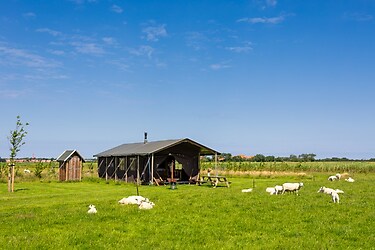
[56, 150, 85, 181]
[93, 138, 220, 184]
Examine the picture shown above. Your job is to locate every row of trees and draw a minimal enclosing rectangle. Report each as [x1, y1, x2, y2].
[207, 153, 375, 162]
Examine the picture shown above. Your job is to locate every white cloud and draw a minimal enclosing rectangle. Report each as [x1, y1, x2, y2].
[185, 32, 208, 50]
[237, 15, 285, 24]
[266, 0, 277, 7]
[70, 42, 105, 55]
[142, 23, 167, 41]
[226, 43, 253, 53]
[102, 37, 117, 45]
[23, 12, 36, 19]
[111, 4, 123, 13]
[210, 63, 231, 70]
[344, 12, 373, 22]
[0, 44, 60, 68]
[36, 28, 62, 37]
[128, 45, 154, 58]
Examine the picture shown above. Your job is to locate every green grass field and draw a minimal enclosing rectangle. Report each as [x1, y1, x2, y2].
[1, 173, 374, 249]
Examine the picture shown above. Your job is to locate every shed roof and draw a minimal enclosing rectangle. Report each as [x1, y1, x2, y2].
[56, 150, 85, 162]
[94, 138, 219, 157]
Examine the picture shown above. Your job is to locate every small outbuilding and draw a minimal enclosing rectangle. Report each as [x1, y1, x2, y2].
[56, 150, 85, 181]
[93, 138, 220, 184]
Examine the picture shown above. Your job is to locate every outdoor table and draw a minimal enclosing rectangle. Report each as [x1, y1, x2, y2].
[200, 175, 231, 188]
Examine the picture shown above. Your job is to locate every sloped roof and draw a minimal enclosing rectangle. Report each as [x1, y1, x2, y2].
[56, 150, 85, 162]
[94, 138, 219, 157]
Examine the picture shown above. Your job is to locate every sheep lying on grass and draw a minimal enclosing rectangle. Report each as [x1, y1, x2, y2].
[242, 188, 253, 193]
[335, 173, 341, 180]
[318, 187, 341, 203]
[119, 196, 155, 209]
[118, 196, 146, 205]
[282, 183, 303, 195]
[87, 204, 97, 214]
[138, 200, 155, 210]
[345, 177, 355, 182]
[328, 175, 338, 181]
[24, 169, 31, 174]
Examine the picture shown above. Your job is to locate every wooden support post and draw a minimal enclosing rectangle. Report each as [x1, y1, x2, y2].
[11, 164, 15, 192]
[151, 154, 154, 185]
[215, 153, 218, 176]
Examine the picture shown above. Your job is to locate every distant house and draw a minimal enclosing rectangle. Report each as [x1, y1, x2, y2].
[94, 138, 220, 184]
[56, 150, 85, 181]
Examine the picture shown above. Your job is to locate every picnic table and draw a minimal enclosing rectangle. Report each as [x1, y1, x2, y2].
[200, 175, 231, 188]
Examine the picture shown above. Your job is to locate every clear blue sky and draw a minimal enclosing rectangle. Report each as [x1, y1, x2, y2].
[1, 0, 374, 159]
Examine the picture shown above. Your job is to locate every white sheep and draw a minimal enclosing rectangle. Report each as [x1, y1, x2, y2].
[138, 200, 155, 210]
[318, 187, 341, 203]
[317, 186, 335, 195]
[265, 187, 276, 195]
[335, 173, 341, 180]
[282, 182, 304, 195]
[24, 169, 31, 174]
[242, 188, 253, 193]
[345, 177, 355, 183]
[87, 204, 97, 214]
[118, 196, 146, 205]
[274, 185, 283, 195]
[331, 191, 340, 203]
[328, 175, 338, 181]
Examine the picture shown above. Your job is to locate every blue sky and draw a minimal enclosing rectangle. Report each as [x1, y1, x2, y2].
[1, 0, 374, 159]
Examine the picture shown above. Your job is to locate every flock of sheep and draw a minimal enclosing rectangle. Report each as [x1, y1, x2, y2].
[87, 195, 155, 214]
[87, 173, 356, 213]
[261, 173, 355, 204]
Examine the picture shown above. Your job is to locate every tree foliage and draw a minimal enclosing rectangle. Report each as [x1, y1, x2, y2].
[8, 116, 29, 162]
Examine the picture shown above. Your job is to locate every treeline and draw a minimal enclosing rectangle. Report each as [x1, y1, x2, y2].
[203, 153, 375, 162]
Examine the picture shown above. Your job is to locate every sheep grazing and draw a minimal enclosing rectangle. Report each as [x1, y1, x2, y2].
[24, 169, 31, 174]
[266, 187, 276, 195]
[345, 177, 355, 183]
[328, 175, 338, 181]
[242, 188, 253, 193]
[138, 200, 155, 210]
[87, 204, 97, 214]
[118, 196, 146, 205]
[274, 185, 283, 195]
[281, 182, 304, 195]
[318, 187, 341, 203]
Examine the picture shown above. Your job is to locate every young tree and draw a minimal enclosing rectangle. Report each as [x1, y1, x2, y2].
[8, 116, 29, 192]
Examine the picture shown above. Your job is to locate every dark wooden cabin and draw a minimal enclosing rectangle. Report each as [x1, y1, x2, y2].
[56, 150, 85, 181]
[93, 138, 220, 184]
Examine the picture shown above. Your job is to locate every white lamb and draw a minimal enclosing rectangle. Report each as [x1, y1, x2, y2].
[335, 173, 341, 180]
[87, 204, 97, 214]
[24, 169, 31, 174]
[331, 191, 340, 203]
[274, 185, 283, 195]
[328, 175, 338, 181]
[118, 196, 146, 205]
[138, 200, 155, 210]
[265, 187, 276, 195]
[282, 182, 304, 195]
[318, 187, 341, 203]
[345, 177, 355, 183]
[242, 188, 253, 193]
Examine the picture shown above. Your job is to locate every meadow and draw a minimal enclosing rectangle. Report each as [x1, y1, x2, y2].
[0, 164, 374, 249]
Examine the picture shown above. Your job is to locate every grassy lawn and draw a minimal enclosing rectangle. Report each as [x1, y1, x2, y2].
[0, 173, 374, 249]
